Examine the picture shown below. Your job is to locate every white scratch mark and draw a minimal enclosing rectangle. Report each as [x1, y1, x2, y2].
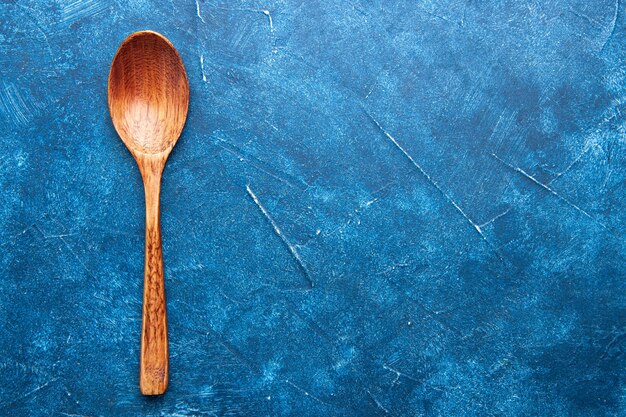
[219, 290, 242, 305]
[93, 293, 111, 303]
[4, 213, 46, 246]
[548, 143, 594, 185]
[491, 153, 612, 232]
[366, 110, 501, 259]
[366, 390, 390, 414]
[568, 7, 603, 27]
[383, 363, 419, 384]
[417, 5, 458, 25]
[364, 197, 379, 207]
[246, 185, 313, 289]
[43, 233, 77, 239]
[0, 81, 37, 126]
[284, 379, 330, 406]
[24, 379, 58, 397]
[60, 0, 108, 26]
[262, 9, 274, 32]
[217, 138, 305, 190]
[203, 327, 259, 374]
[200, 54, 207, 82]
[54, 231, 97, 281]
[1, 378, 59, 409]
[487, 110, 506, 143]
[477, 207, 512, 229]
[195, 0, 206, 23]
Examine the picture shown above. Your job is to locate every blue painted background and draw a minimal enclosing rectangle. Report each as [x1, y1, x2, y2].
[1, 0, 624, 415]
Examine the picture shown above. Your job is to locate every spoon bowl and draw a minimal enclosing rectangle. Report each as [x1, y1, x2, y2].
[108, 31, 189, 155]
[108, 31, 189, 396]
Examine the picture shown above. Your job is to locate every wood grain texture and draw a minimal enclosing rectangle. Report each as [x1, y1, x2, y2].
[107, 31, 189, 395]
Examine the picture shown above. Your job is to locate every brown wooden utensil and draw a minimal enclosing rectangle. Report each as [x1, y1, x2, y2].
[107, 30, 189, 395]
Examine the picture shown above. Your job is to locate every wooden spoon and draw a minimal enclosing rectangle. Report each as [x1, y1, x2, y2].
[107, 31, 189, 395]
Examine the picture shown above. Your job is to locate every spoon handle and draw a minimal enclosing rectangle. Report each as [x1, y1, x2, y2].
[139, 157, 168, 395]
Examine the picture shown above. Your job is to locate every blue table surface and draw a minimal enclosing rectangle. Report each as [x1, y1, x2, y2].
[1, 1, 624, 415]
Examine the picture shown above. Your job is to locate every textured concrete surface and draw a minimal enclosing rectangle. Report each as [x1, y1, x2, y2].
[1, 1, 625, 415]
